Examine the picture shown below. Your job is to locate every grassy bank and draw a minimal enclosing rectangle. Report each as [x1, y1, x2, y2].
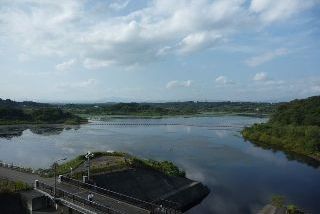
[130, 158, 186, 177]
[44, 151, 185, 178]
[0, 178, 31, 193]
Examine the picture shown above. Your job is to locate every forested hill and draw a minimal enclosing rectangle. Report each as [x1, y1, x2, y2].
[0, 98, 277, 123]
[269, 96, 320, 126]
[242, 96, 320, 161]
[62, 101, 276, 116]
[0, 99, 86, 125]
[0, 98, 50, 108]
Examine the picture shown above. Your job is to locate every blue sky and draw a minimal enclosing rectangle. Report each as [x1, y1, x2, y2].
[0, 0, 319, 103]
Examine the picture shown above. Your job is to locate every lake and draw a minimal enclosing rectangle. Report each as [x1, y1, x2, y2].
[0, 116, 319, 214]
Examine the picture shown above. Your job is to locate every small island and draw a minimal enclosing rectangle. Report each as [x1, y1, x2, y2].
[242, 96, 320, 161]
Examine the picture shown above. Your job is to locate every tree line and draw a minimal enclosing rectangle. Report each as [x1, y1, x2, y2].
[242, 96, 320, 160]
[0, 107, 85, 125]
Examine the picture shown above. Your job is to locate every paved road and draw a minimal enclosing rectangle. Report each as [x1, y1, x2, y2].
[57, 182, 149, 214]
[0, 166, 149, 214]
[0, 166, 53, 185]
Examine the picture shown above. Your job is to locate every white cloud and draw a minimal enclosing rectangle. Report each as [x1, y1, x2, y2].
[57, 78, 97, 89]
[55, 58, 76, 71]
[311, 85, 320, 93]
[0, 0, 318, 71]
[178, 31, 222, 54]
[0, 1, 83, 56]
[76, 79, 97, 87]
[0, 0, 251, 67]
[311, 78, 320, 93]
[246, 48, 289, 67]
[83, 58, 115, 70]
[253, 72, 269, 81]
[215, 76, 234, 85]
[166, 80, 192, 89]
[252, 72, 285, 86]
[109, 0, 130, 11]
[250, 0, 318, 24]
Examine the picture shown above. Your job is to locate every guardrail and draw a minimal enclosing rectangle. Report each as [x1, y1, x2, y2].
[36, 181, 123, 214]
[60, 176, 181, 214]
[0, 161, 34, 174]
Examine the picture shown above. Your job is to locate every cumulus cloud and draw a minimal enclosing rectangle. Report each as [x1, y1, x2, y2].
[109, 0, 130, 11]
[166, 80, 192, 89]
[83, 58, 115, 70]
[246, 48, 289, 67]
[311, 85, 320, 93]
[57, 78, 97, 89]
[215, 76, 235, 85]
[311, 79, 320, 93]
[178, 31, 222, 54]
[253, 72, 269, 81]
[0, 0, 251, 69]
[55, 58, 76, 71]
[0, 0, 317, 71]
[253, 72, 285, 86]
[250, 0, 318, 24]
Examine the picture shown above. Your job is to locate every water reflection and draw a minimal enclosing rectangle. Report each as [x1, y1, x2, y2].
[0, 125, 80, 139]
[244, 140, 320, 168]
[0, 117, 319, 214]
[0, 126, 24, 139]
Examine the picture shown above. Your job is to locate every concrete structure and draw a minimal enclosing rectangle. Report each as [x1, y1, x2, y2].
[20, 190, 50, 212]
[1, 160, 208, 214]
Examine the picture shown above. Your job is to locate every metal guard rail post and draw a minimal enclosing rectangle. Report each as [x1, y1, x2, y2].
[37, 181, 123, 214]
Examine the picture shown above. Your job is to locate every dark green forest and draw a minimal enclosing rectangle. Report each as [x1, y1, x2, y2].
[242, 96, 320, 160]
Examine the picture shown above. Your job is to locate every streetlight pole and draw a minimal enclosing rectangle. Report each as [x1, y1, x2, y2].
[53, 157, 67, 199]
[85, 151, 94, 181]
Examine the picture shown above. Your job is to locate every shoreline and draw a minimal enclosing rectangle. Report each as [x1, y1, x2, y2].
[244, 137, 320, 164]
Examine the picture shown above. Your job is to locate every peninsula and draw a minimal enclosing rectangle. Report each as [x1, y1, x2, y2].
[242, 96, 320, 161]
[0, 98, 86, 125]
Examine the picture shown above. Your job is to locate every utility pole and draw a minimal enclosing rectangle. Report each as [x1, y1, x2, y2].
[85, 151, 94, 181]
[53, 157, 67, 199]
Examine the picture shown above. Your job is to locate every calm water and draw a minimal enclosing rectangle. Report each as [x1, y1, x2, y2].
[0, 116, 319, 214]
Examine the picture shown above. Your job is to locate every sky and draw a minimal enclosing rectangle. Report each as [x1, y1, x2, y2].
[0, 0, 320, 103]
